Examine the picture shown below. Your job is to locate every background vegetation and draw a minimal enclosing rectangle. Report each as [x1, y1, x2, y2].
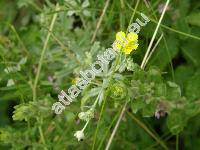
[0, 0, 200, 149]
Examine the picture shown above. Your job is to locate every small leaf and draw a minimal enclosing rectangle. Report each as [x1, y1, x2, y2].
[167, 109, 188, 134]
[82, 0, 90, 8]
[131, 99, 145, 113]
[83, 10, 91, 17]
[186, 11, 200, 26]
[185, 72, 200, 101]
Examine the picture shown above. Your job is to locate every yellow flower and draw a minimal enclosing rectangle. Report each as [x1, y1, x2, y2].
[116, 31, 126, 42]
[123, 41, 138, 54]
[127, 32, 138, 42]
[114, 41, 123, 50]
[115, 31, 138, 55]
[114, 31, 127, 50]
[71, 77, 79, 84]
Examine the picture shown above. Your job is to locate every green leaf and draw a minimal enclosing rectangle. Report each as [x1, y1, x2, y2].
[142, 101, 156, 117]
[131, 98, 146, 114]
[174, 65, 194, 91]
[166, 81, 181, 100]
[186, 11, 200, 27]
[149, 35, 179, 70]
[185, 72, 200, 101]
[167, 109, 188, 134]
[181, 40, 200, 66]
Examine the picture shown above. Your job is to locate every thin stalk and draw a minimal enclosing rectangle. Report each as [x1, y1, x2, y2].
[33, 3, 59, 101]
[141, 0, 170, 69]
[145, 133, 173, 150]
[38, 126, 46, 147]
[9, 24, 29, 56]
[92, 91, 107, 150]
[143, 34, 163, 67]
[97, 111, 120, 150]
[176, 134, 179, 150]
[163, 36, 175, 81]
[91, 0, 110, 43]
[145, 1, 175, 81]
[82, 120, 90, 132]
[32, 4, 59, 149]
[105, 102, 127, 150]
[126, 0, 140, 34]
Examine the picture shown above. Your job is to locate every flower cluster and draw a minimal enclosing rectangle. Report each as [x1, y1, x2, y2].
[115, 31, 139, 54]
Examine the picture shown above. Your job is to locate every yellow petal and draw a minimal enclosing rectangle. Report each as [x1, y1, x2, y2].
[127, 32, 138, 42]
[122, 41, 138, 55]
[116, 31, 126, 43]
[115, 42, 123, 50]
[132, 43, 139, 50]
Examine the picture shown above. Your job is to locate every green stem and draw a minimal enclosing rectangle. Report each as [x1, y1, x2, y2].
[126, 0, 140, 34]
[39, 126, 46, 145]
[9, 24, 29, 56]
[141, 0, 171, 69]
[92, 91, 107, 150]
[32, 4, 59, 150]
[176, 134, 179, 150]
[33, 3, 59, 101]
[145, 133, 173, 150]
[82, 120, 90, 132]
[91, 0, 111, 43]
[97, 110, 120, 150]
[105, 102, 127, 150]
